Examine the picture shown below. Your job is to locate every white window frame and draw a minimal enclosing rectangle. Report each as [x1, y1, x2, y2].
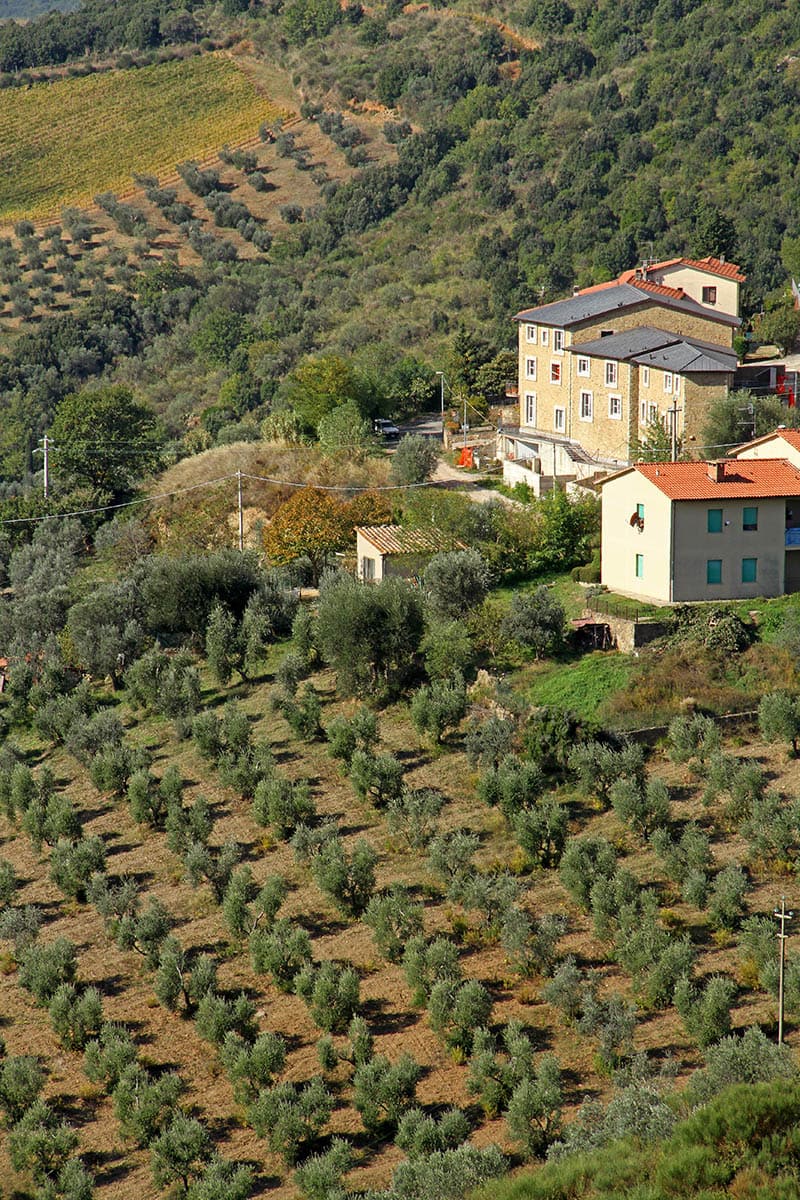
[640, 400, 648, 424]
[525, 357, 537, 381]
[648, 402, 659, 423]
[579, 391, 593, 421]
[605, 360, 618, 386]
[524, 392, 537, 425]
[641, 366, 650, 387]
[553, 328, 565, 354]
[526, 324, 537, 343]
[540, 328, 549, 347]
[673, 374, 680, 395]
[608, 395, 622, 420]
[664, 372, 673, 394]
[554, 406, 565, 432]
[577, 356, 590, 377]
[550, 361, 561, 385]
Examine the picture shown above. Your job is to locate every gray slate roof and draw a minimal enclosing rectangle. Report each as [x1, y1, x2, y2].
[566, 326, 737, 374]
[514, 282, 740, 328]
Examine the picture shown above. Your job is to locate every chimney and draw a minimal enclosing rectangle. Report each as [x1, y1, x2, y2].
[706, 460, 725, 482]
[572, 286, 580, 296]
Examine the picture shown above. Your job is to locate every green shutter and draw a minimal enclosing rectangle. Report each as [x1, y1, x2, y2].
[706, 559, 722, 585]
[741, 557, 757, 583]
[707, 508, 723, 533]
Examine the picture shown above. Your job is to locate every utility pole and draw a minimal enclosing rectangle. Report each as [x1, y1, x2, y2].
[33, 434, 51, 498]
[775, 896, 794, 1045]
[435, 371, 447, 443]
[462, 392, 468, 450]
[236, 469, 244, 552]
[667, 401, 681, 462]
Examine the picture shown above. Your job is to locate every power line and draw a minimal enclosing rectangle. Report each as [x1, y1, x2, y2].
[0, 475, 235, 526]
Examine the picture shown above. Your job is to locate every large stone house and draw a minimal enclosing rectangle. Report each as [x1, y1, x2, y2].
[599, 455, 800, 603]
[501, 257, 743, 489]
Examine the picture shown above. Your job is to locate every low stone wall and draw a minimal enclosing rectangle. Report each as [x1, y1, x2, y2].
[602, 613, 669, 653]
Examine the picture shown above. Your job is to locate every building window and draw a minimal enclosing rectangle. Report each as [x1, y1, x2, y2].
[673, 374, 680, 395]
[640, 400, 648, 424]
[524, 392, 537, 425]
[550, 361, 561, 384]
[702, 285, 718, 304]
[707, 559, 722, 585]
[577, 356, 590, 377]
[635, 553, 644, 579]
[743, 506, 758, 531]
[541, 328, 549, 347]
[742, 557, 757, 583]
[609, 395, 622, 419]
[707, 508, 723, 533]
[605, 361, 618, 386]
[554, 406, 565, 431]
[553, 329, 565, 353]
[361, 556, 375, 581]
[600, 329, 613, 338]
[525, 357, 537, 381]
[580, 391, 593, 421]
[526, 324, 537, 343]
[642, 366, 650, 387]
[664, 372, 673, 393]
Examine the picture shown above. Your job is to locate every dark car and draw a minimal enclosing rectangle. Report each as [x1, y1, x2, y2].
[373, 418, 400, 440]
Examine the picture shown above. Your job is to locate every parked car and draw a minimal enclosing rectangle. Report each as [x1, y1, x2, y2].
[373, 418, 400, 440]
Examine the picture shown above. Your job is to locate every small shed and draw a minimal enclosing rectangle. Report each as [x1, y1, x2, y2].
[355, 525, 464, 583]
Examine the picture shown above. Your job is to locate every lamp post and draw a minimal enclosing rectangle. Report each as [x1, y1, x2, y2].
[435, 371, 446, 443]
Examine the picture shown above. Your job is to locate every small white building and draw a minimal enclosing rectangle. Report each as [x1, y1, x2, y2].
[355, 525, 463, 583]
[599, 457, 800, 603]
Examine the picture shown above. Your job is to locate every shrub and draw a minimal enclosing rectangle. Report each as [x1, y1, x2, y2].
[427, 829, 479, 894]
[0, 857, 16, 904]
[467, 1020, 538, 1117]
[19, 939, 77, 1005]
[513, 799, 569, 868]
[349, 750, 403, 808]
[502, 587, 565, 658]
[220, 1031, 287, 1104]
[0, 1055, 45, 1122]
[684, 1027, 800, 1108]
[559, 836, 617, 909]
[423, 550, 490, 619]
[280, 685, 323, 741]
[8, 1099, 78, 1183]
[386, 788, 443, 848]
[391, 434, 439, 485]
[506, 1056, 563, 1158]
[708, 863, 749, 930]
[83, 1024, 137, 1090]
[478, 755, 545, 820]
[759, 691, 800, 755]
[422, 619, 475, 681]
[310, 836, 377, 917]
[326, 707, 379, 769]
[568, 740, 645, 806]
[248, 1077, 334, 1165]
[465, 715, 515, 770]
[668, 712, 721, 768]
[195, 991, 257, 1046]
[363, 886, 424, 962]
[186, 1156, 253, 1199]
[49, 984, 103, 1050]
[428, 978, 492, 1055]
[402, 935, 462, 1007]
[250, 919, 312, 990]
[410, 674, 467, 743]
[293, 1138, 352, 1200]
[113, 1064, 184, 1146]
[387, 1142, 506, 1198]
[396, 1107, 470, 1158]
[353, 1053, 421, 1133]
[541, 956, 586, 1022]
[253, 776, 315, 838]
[500, 909, 567, 978]
[0, 905, 42, 952]
[674, 974, 737, 1048]
[295, 961, 360, 1032]
[151, 1113, 212, 1192]
[610, 776, 671, 838]
[50, 836, 107, 901]
[578, 992, 637, 1072]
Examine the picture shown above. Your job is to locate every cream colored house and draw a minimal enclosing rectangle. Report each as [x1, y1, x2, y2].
[611, 256, 745, 318]
[506, 274, 741, 482]
[355, 525, 461, 583]
[730, 427, 800, 467]
[600, 457, 800, 603]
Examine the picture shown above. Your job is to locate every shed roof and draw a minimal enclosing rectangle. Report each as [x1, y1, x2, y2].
[602, 458, 800, 501]
[356, 525, 462, 555]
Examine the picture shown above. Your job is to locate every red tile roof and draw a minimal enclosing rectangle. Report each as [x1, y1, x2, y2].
[577, 276, 687, 301]
[581, 257, 746, 293]
[632, 458, 800, 500]
[732, 428, 800, 455]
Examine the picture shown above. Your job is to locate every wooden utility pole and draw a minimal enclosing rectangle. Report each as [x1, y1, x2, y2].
[236, 469, 244, 552]
[775, 896, 794, 1044]
[34, 434, 51, 497]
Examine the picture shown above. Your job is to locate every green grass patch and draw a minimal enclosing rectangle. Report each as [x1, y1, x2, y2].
[523, 652, 636, 722]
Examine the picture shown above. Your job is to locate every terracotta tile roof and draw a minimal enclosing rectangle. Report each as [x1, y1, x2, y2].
[731, 428, 800, 455]
[577, 276, 687, 300]
[632, 458, 800, 500]
[581, 257, 746, 292]
[356, 525, 463, 555]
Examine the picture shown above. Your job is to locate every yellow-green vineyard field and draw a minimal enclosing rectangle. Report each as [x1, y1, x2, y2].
[0, 53, 287, 222]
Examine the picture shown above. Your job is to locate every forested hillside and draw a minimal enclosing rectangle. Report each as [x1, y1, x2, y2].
[2, 0, 800, 491]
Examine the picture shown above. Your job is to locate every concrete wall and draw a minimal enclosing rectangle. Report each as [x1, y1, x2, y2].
[601, 471, 674, 603]
[671, 496, 785, 601]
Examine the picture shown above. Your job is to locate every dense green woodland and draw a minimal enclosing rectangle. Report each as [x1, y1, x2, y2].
[3, 0, 800, 489]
